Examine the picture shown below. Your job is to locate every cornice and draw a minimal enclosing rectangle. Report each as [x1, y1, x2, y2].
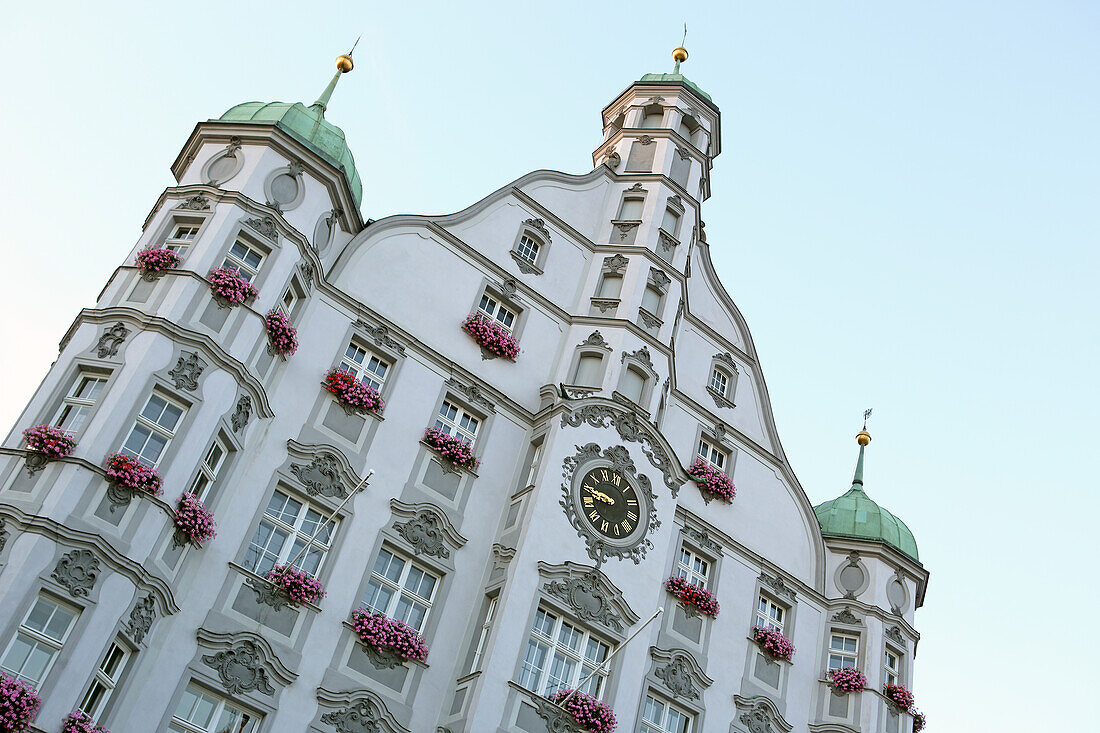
[679, 312, 754, 366]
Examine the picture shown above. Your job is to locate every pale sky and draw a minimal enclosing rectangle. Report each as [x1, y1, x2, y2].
[1, 2, 1097, 730]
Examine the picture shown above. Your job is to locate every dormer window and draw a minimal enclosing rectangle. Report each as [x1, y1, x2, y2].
[516, 234, 540, 264]
[478, 293, 517, 331]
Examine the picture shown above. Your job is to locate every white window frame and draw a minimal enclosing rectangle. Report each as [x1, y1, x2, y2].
[696, 437, 726, 471]
[164, 222, 201, 255]
[361, 547, 439, 633]
[188, 436, 229, 501]
[674, 546, 710, 588]
[478, 293, 518, 331]
[168, 683, 259, 733]
[79, 638, 130, 720]
[119, 391, 186, 467]
[884, 647, 901, 687]
[243, 488, 338, 579]
[53, 371, 108, 435]
[337, 340, 390, 393]
[709, 368, 729, 397]
[434, 399, 480, 444]
[0, 594, 80, 689]
[756, 594, 786, 633]
[517, 607, 613, 699]
[221, 238, 265, 283]
[515, 234, 541, 265]
[661, 207, 681, 238]
[524, 442, 543, 487]
[828, 632, 859, 670]
[641, 693, 694, 733]
[469, 596, 499, 673]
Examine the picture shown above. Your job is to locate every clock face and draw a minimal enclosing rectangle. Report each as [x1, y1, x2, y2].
[577, 466, 642, 541]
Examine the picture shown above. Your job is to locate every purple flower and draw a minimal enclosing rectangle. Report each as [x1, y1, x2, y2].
[134, 246, 181, 275]
[461, 313, 520, 360]
[173, 493, 217, 546]
[664, 575, 720, 617]
[22, 425, 75, 460]
[322, 369, 384, 415]
[423, 428, 479, 471]
[0, 673, 42, 733]
[104, 453, 162, 497]
[266, 565, 325, 606]
[884, 684, 915, 712]
[912, 709, 926, 732]
[265, 309, 299, 356]
[751, 626, 795, 662]
[547, 688, 617, 733]
[60, 710, 110, 733]
[350, 608, 429, 662]
[208, 267, 259, 306]
[686, 458, 736, 502]
[826, 667, 867, 694]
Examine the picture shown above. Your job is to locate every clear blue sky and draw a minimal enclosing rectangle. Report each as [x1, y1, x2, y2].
[1, 2, 1097, 730]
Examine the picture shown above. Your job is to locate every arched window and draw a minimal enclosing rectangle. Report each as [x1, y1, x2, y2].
[572, 353, 604, 388]
[619, 366, 648, 404]
[510, 219, 551, 275]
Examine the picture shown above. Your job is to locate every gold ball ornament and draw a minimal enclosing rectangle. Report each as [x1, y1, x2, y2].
[336, 54, 354, 73]
[856, 430, 872, 447]
[672, 47, 689, 63]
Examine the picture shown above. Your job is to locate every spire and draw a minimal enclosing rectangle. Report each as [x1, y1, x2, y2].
[312, 37, 359, 115]
[851, 409, 873, 491]
[672, 24, 689, 74]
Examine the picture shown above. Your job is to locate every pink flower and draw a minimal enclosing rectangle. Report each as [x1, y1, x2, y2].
[912, 710, 926, 732]
[461, 313, 520, 360]
[350, 608, 429, 662]
[884, 684, 915, 712]
[752, 626, 795, 662]
[423, 427, 479, 470]
[547, 689, 617, 733]
[686, 458, 736, 502]
[207, 267, 258, 306]
[322, 369, 384, 415]
[60, 710, 110, 733]
[266, 565, 325, 606]
[826, 667, 867, 694]
[104, 453, 162, 497]
[172, 493, 217, 546]
[0, 673, 41, 733]
[664, 575, 720, 617]
[22, 425, 75, 460]
[265, 309, 298, 356]
[134, 246, 181, 275]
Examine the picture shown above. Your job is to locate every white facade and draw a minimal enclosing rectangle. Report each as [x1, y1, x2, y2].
[0, 64, 928, 733]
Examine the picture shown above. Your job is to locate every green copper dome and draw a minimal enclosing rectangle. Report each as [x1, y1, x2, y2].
[216, 99, 362, 206]
[813, 437, 920, 561]
[638, 73, 712, 102]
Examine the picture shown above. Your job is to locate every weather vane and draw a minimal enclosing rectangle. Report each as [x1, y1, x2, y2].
[862, 408, 873, 430]
[682, 23, 688, 48]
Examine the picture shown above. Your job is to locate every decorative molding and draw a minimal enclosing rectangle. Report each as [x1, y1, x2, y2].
[354, 319, 406, 355]
[644, 96, 666, 105]
[734, 695, 794, 733]
[389, 499, 467, 559]
[839, 551, 866, 600]
[579, 331, 610, 350]
[590, 298, 620, 313]
[831, 607, 862, 625]
[532, 694, 585, 733]
[539, 561, 639, 635]
[648, 268, 672, 290]
[614, 221, 640, 242]
[682, 525, 722, 554]
[445, 377, 496, 413]
[0, 518, 7, 553]
[625, 182, 647, 193]
[638, 309, 662, 329]
[95, 322, 130, 358]
[315, 687, 410, 733]
[713, 353, 740, 372]
[510, 250, 542, 275]
[197, 629, 296, 695]
[638, 135, 655, 145]
[362, 644, 406, 670]
[522, 217, 552, 242]
[708, 386, 735, 410]
[658, 230, 680, 255]
[886, 625, 905, 646]
[230, 395, 252, 433]
[621, 346, 655, 372]
[168, 350, 207, 391]
[290, 453, 347, 499]
[496, 277, 520, 301]
[176, 194, 210, 210]
[759, 571, 797, 602]
[887, 568, 908, 615]
[666, 194, 684, 210]
[125, 593, 156, 644]
[51, 548, 100, 598]
[604, 150, 621, 169]
[245, 575, 293, 612]
[603, 253, 629, 273]
[244, 216, 278, 242]
[650, 646, 713, 701]
[676, 145, 691, 160]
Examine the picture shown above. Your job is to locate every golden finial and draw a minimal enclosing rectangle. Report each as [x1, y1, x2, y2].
[856, 408, 872, 446]
[336, 35, 361, 74]
[673, 24, 689, 73]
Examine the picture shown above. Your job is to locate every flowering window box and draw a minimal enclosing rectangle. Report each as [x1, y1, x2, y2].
[912, 710, 926, 732]
[264, 309, 299, 357]
[23, 425, 75, 461]
[884, 684, 915, 712]
[547, 688, 617, 733]
[61, 710, 110, 733]
[207, 267, 258, 306]
[751, 626, 795, 662]
[104, 453, 163, 498]
[686, 458, 736, 502]
[134, 246, 181, 278]
[422, 427, 479, 471]
[0, 672, 41, 733]
[826, 667, 866, 694]
[172, 493, 217, 548]
[265, 565, 325, 606]
[350, 608, 429, 664]
[664, 575, 720, 618]
[461, 313, 519, 361]
[322, 369, 384, 416]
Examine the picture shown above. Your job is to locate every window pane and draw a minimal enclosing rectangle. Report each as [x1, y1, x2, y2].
[642, 286, 662, 313]
[662, 207, 680, 233]
[597, 274, 623, 299]
[619, 198, 644, 220]
[620, 367, 645, 402]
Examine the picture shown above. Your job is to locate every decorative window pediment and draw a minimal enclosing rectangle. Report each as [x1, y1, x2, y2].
[285, 440, 366, 501]
[537, 561, 640, 638]
[316, 687, 410, 733]
[649, 646, 714, 702]
[734, 695, 793, 733]
[389, 499, 467, 560]
[196, 629, 297, 696]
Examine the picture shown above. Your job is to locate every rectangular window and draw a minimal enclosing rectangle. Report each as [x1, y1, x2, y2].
[469, 596, 498, 673]
[709, 368, 729, 396]
[516, 234, 541, 264]
[188, 437, 229, 501]
[337, 341, 389, 392]
[756, 595, 785, 633]
[517, 607, 612, 698]
[617, 197, 644, 221]
[674, 546, 710, 588]
[524, 441, 543, 487]
[828, 633, 859, 670]
[169, 684, 258, 733]
[661, 207, 681, 236]
[619, 366, 646, 404]
[221, 239, 265, 283]
[53, 371, 108, 434]
[573, 354, 604, 388]
[362, 548, 439, 633]
[641, 694, 693, 733]
[120, 392, 185, 467]
[478, 293, 517, 331]
[434, 399, 480, 444]
[596, 273, 623, 299]
[884, 648, 901, 687]
[79, 639, 130, 720]
[243, 489, 337, 578]
[0, 595, 79, 688]
[165, 223, 201, 255]
[696, 438, 725, 470]
[641, 285, 663, 315]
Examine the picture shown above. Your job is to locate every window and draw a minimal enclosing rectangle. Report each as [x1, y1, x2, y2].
[434, 399, 479, 444]
[596, 273, 623, 299]
[524, 441, 543, 487]
[641, 108, 664, 129]
[165, 223, 200, 255]
[188, 437, 229, 501]
[515, 234, 541, 265]
[617, 197, 644, 221]
[696, 438, 726, 471]
[641, 694, 693, 733]
[884, 648, 901, 687]
[0, 595, 79, 688]
[469, 596, 498, 673]
[221, 239, 265, 283]
[828, 633, 859, 670]
[641, 284, 663, 315]
[619, 366, 647, 405]
[362, 548, 439, 633]
[243, 489, 337, 577]
[709, 368, 729, 396]
[79, 639, 130, 719]
[120, 392, 185, 467]
[478, 293, 517, 331]
[337, 341, 389, 392]
[572, 354, 604, 388]
[518, 607, 611, 698]
[280, 287, 298, 318]
[661, 207, 681, 237]
[674, 546, 710, 588]
[169, 684, 258, 733]
[756, 595, 785, 633]
[53, 372, 108, 434]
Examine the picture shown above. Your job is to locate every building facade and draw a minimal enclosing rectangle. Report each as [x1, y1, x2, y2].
[0, 50, 928, 733]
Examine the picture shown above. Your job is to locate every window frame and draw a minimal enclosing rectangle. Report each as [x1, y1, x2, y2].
[433, 398, 481, 445]
[640, 692, 695, 733]
[168, 682, 260, 733]
[163, 222, 202, 257]
[674, 545, 711, 589]
[336, 339, 391, 394]
[696, 437, 727, 471]
[119, 390, 187, 467]
[468, 594, 499, 674]
[517, 605, 614, 700]
[52, 369, 110, 436]
[0, 593, 80, 689]
[828, 632, 860, 671]
[361, 546, 440, 633]
[78, 637, 131, 720]
[510, 223, 550, 274]
[476, 292, 519, 332]
[755, 594, 786, 634]
[220, 236, 266, 283]
[241, 486, 340, 580]
[188, 434, 232, 502]
[884, 646, 902, 687]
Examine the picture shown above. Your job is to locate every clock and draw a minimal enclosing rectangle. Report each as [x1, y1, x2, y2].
[578, 466, 642, 541]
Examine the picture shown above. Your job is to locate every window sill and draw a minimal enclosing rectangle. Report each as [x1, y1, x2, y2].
[638, 308, 663, 330]
[611, 391, 651, 418]
[590, 297, 620, 314]
[509, 250, 543, 276]
[707, 386, 735, 409]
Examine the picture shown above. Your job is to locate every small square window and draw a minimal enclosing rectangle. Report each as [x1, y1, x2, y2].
[242, 489, 338, 578]
[434, 400, 479, 444]
[337, 341, 389, 392]
[362, 548, 439, 633]
[478, 294, 517, 331]
[641, 694, 694, 733]
[709, 368, 729, 396]
[120, 392, 186, 467]
[221, 239, 265, 283]
[756, 595, 785, 633]
[675, 546, 710, 588]
[518, 607, 612, 699]
[169, 684, 259, 733]
[165, 223, 201, 255]
[0, 595, 79, 689]
[53, 371, 108, 434]
[884, 648, 901, 687]
[828, 633, 859, 670]
[516, 234, 541, 264]
[696, 438, 726, 470]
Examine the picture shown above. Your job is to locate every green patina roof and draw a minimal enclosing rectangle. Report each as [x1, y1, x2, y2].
[638, 72, 712, 102]
[813, 443, 920, 561]
[215, 98, 362, 207]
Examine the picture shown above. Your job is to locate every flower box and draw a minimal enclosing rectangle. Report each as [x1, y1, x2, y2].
[884, 684, 915, 712]
[548, 688, 617, 733]
[751, 626, 795, 662]
[104, 453, 162, 497]
[322, 369, 384, 415]
[461, 313, 519, 361]
[172, 493, 217, 547]
[61, 710, 110, 733]
[23, 425, 75, 460]
[423, 427, 479, 471]
[134, 246, 181, 276]
[0, 672, 41, 733]
[912, 710, 926, 732]
[266, 565, 325, 606]
[826, 667, 866, 694]
[686, 458, 736, 502]
[207, 267, 258, 306]
[664, 575, 720, 618]
[350, 608, 429, 663]
[265, 309, 298, 356]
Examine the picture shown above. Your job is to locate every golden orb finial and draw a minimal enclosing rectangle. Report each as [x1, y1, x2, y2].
[856, 430, 872, 447]
[673, 46, 688, 63]
[336, 54, 354, 73]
